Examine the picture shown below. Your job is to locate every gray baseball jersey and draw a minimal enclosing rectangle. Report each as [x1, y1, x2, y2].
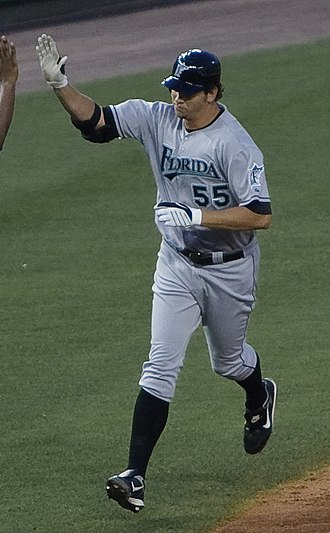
[110, 100, 270, 253]
[108, 98, 270, 401]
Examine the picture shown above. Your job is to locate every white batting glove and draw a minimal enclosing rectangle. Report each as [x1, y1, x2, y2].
[36, 34, 68, 88]
[155, 202, 202, 227]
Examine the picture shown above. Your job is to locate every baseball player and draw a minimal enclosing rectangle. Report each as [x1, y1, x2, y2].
[36, 35, 277, 513]
[0, 35, 18, 150]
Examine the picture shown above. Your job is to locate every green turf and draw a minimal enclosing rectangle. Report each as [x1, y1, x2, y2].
[0, 37, 329, 532]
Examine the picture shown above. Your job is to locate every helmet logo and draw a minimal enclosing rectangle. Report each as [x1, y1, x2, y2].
[174, 60, 196, 78]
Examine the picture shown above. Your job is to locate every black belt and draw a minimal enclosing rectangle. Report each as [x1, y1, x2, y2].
[180, 248, 244, 266]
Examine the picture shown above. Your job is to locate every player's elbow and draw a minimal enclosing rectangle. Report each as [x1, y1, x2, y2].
[257, 214, 272, 230]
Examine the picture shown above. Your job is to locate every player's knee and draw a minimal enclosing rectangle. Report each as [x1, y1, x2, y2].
[212, 360, 248, 381]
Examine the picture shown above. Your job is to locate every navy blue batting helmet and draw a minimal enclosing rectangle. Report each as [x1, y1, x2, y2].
[162, 49, 221, 95]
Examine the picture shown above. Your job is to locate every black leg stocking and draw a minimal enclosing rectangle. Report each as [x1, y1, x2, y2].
[127, 388, 169, 478]
[236, 353, 267, 410]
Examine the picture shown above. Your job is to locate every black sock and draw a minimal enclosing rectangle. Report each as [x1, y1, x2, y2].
[127, 388, 169, 478]
[236, 353, 267, 410]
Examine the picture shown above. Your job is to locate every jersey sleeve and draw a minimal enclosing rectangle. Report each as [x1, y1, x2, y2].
[226, 147, 271, 207]
[109, 99, 156, 143]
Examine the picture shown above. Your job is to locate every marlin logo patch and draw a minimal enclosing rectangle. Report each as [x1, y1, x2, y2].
[249, 163, 264, 190]
[161, 145, 219, 181]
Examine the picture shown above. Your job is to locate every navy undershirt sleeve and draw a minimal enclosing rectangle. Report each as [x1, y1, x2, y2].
[245, 200, 272, 215]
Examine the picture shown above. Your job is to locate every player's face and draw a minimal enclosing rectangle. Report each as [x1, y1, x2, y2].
[171, 89, 214, 122]
[171, 87, 219, 129]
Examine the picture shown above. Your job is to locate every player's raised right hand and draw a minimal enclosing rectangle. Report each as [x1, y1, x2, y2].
[36, 34, 68, 88]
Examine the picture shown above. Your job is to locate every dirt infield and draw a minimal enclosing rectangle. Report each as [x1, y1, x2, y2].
[10, 0, 330, 94]
[7, 1, 330, 531]
[213, 466, 330, 533]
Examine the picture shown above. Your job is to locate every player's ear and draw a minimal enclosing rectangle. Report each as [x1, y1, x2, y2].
[206, 86, 218, 103]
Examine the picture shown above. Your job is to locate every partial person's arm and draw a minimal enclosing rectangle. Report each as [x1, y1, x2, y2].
[0, 36, 18, 150]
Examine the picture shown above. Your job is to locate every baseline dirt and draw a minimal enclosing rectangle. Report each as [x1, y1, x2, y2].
[213, 466, 330, 533]
[7, 1, 330, 532]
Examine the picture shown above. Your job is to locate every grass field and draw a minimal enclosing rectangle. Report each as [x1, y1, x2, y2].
[0, 38, 329, 532]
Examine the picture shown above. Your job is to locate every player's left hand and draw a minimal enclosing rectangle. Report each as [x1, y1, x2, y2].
[155, 202, 202, 227]
[36, 34, 68, 88]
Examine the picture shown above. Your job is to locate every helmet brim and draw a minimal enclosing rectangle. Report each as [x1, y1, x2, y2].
[161, 75, 205, 95]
